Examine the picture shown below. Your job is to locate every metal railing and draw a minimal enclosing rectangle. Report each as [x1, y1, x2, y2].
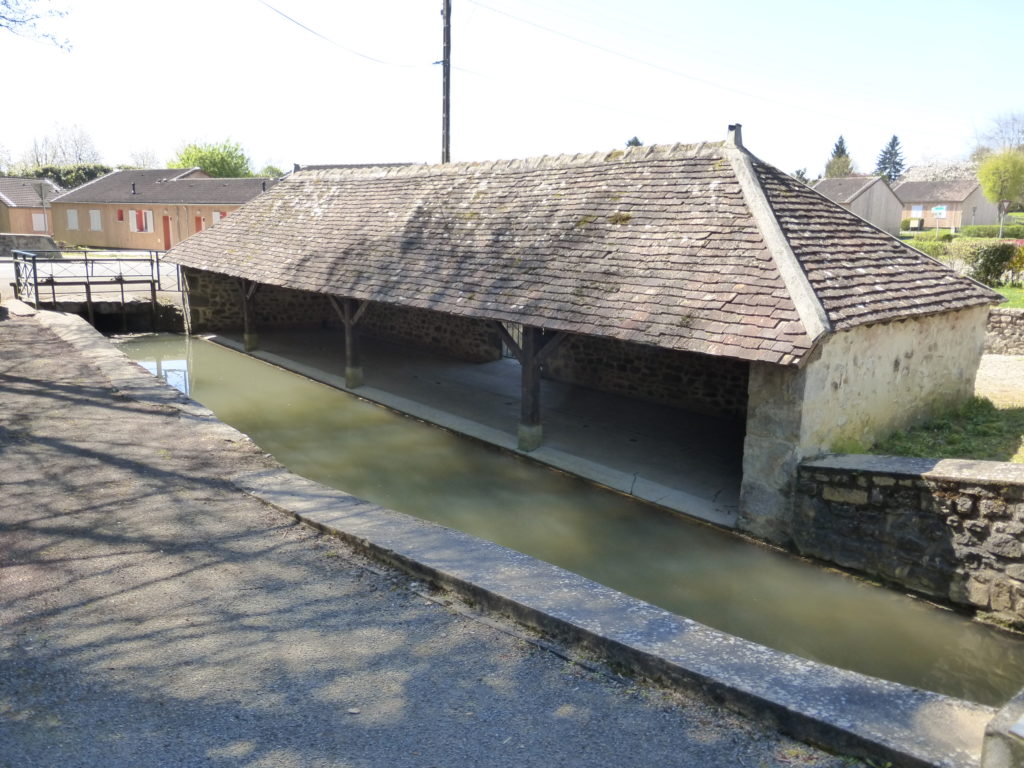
[6, 249, 181, 328]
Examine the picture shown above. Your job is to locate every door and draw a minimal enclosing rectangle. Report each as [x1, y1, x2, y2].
[162, 215, 172, 249]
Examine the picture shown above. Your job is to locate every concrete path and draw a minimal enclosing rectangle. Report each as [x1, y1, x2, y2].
[0, 303, 859, 767]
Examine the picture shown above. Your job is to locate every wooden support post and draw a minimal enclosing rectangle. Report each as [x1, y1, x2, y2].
[329, 296, 368, 388]
[237, 279, 260, 352]
[506, 324, 568, 452]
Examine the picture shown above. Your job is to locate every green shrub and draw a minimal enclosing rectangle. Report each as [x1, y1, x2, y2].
[960, 224, 1024, 238]
[968, 241, 1017, 286]
[909, 229, 955, 241]
[900, 218, 911, 231]
[905, 238, 950, 259]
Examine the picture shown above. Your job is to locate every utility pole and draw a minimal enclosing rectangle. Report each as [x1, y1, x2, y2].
[441, 0, 451, 163]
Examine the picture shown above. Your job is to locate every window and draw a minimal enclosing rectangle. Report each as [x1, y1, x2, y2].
[32, 213, 46, 232]
[128, 209, 154, 233]
[212, 210, 228, 223]
[66, 209, 79, 230]
[89, 210, 102, 231]
[911, 205, 923, 217]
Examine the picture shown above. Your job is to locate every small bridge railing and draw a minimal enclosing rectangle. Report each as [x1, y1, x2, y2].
[7, 249, 181, 327]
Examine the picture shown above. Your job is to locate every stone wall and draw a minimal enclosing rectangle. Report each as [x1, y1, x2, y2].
[544, 335, 748, 419]
[986, 308, 1024, 355]
[359, 303, 501, 363]
[796, 454, 1024, 628]
[0, 232, 58, 260]
[739, 307, 990, 546]
[182, 268, 500, 362]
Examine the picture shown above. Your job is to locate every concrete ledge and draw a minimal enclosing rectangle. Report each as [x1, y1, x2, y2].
[26, 306, 996, 768]
[805, 453, 1024, 486]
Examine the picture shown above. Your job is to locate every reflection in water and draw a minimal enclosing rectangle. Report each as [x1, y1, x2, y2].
[118, 333, 1024, 706]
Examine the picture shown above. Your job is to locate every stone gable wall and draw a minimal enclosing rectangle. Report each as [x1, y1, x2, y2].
[986, 308, 1024, 354]
[545, 335, 748, 419]
[796, 454, 1024, 628]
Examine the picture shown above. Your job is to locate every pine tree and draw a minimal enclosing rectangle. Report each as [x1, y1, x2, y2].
[874, 135, 905, 183]
[824, 136, 853, 178]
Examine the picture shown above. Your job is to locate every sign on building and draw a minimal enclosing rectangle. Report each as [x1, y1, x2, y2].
[932, 205, 947, 219]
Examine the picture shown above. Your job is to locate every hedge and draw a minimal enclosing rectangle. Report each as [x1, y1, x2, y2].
[959, 224, 1024, 238]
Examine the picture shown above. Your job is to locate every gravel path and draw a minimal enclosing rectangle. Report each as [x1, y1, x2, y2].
[0, 306, 861, 768]
[976, 354, 1024, 408]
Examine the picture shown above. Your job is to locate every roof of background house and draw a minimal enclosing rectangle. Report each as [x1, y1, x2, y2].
[51, 168, 277, 206]
[0, 177, 62, 208]
[892, 179, 980, 204]
[165, 129, 998, 367]
[811, 176, 885, 205]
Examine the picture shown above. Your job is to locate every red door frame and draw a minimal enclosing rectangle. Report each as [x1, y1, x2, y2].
[162, 215, 172, 249]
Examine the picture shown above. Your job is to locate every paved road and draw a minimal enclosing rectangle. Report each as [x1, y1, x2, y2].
[0, 304, 860, 768]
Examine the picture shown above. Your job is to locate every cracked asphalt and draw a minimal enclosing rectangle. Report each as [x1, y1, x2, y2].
[0, 304, 862, 768]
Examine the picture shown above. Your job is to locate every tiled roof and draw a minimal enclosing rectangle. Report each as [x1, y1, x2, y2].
[811, 176, 878, 205]
[0, 177, 62, 208]
[754, 160, 997, 330]
[51, 169, 276, 205]
[166, 134, 999, 366]
[892, 179, 980, 204]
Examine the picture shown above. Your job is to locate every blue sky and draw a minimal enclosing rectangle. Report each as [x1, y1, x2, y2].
[2, 0, 1021, 176]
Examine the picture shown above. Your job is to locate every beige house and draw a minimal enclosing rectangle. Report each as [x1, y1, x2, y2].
[811, 176, 902, 236]
[50, 168, 275, 250]
[165, 125, 1000, 548]
[892, 179, 1000, 231]
[0, 177, 62, 235]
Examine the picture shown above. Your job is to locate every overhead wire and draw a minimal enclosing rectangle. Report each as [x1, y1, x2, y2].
[255, 0, 428, 68]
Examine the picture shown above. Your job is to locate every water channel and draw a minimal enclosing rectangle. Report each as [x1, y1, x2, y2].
[117, 332, 1024, 707]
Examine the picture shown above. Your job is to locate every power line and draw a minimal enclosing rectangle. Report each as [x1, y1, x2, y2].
[256, 0, 426, 68]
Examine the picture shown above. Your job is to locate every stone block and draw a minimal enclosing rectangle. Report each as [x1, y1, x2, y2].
[990, 578, 1015, 613]
[980, 499, 1009, 519]
[822, 486, 869, 505]
[989, 534, 1023, 560]
[873, 475, 897, 487]
[956, 496, 976, 516]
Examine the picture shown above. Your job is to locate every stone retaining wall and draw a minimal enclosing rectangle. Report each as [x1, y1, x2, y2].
[182, 268, 500, 362]
[359, 303, 501, 363]
[796, 454, 1024, 628]
[545, 335, 748, 419]
[986, 308, 1024, 355]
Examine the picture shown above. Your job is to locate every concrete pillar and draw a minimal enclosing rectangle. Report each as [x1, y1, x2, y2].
[983, 688, 1024, 768]
[738, 362, 807, 546]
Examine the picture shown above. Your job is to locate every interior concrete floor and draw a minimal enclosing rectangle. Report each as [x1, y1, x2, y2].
[209, 327, 745, 528]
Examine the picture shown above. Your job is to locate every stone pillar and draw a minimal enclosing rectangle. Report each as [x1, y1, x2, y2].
[983, 688, 1024, 768]
[737, 362, 807, 546]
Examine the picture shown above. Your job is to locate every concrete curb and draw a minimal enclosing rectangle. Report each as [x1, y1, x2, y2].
[22, 304, 995, 768]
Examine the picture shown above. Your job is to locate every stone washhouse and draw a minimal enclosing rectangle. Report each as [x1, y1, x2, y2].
[164, 126, 1000, 547]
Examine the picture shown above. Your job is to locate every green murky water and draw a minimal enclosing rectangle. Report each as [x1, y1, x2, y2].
[118, 333, 1024, 706]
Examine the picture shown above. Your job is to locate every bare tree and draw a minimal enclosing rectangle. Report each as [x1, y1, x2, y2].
[975, 113, 1024, 156]
[20, 124, 101, 166]
[128, 149, 159, 168]
[0, 0, 69, 49]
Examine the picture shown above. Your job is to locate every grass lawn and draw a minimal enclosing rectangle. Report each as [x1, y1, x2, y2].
[997, 285, 1024, 308]
[870, 398, 1024, 463]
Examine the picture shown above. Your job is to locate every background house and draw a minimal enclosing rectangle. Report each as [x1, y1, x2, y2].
[892, 178, 999, 231]
[0, 177, 62, 235]
[50, 168, 276, 250]
[811, 176, 902, 236]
